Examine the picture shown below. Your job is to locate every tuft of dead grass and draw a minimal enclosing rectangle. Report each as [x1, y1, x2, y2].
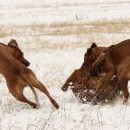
[0, 19, 130, 38]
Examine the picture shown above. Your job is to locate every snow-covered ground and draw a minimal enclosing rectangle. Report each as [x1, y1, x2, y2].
[1, 0, 130, 130]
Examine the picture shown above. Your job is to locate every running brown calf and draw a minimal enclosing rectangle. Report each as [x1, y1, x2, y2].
[0, 43, 59, 109]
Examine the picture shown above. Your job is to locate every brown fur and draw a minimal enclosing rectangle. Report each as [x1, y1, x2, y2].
[71, 75, 119, 104]
[90, 39, 130, 103]
[7, 39, 30, 66]
[85, 44, 106, 75]
[117, 58, 130, 103]
[0, 39, 30, 66]
[0, 43, 59, 109]
[61, 69, 88, 92]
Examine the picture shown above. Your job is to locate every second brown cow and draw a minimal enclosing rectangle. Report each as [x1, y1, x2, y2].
[0, 41, 59, 109]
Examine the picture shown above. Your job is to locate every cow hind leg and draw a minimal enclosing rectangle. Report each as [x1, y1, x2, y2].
[118, 78, 129, 104]
[28, 76, 59, 109]
[22, 69, 59, 109]
[7, 81, 37, 108]
[34, 81, 59, 109]
[16, 84, 37, 108]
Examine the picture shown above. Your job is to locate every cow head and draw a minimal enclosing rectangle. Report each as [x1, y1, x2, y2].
[8, 39, 30, 67]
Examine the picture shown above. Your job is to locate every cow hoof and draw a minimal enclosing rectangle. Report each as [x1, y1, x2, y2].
[55, 104, 60, 109]
[53, 101, 60, 109]
[91, 100, 98, 105]
[123, 99, 128, 105]
[31, 103, 37, 108]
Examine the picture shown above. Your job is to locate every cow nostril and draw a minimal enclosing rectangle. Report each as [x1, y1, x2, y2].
[23, 60, 30, 67]
[61, 87, 67, 92]
[27, 62, 30, 66]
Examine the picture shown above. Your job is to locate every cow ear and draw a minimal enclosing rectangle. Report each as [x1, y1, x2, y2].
[8, 39, 18, 47]
[87, 48, 92, 55]
[91, 43, 97, 48]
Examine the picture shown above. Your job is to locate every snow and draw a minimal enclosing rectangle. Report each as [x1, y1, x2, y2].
[0, 0, 130, 130]
[0, 0, 130, 25]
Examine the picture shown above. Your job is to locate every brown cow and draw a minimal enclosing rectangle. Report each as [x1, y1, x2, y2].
[90, 39, 130, 103]
[0, 43, 59, 109]
[61, 43, 120, 104]
[61, 43, 106, 92]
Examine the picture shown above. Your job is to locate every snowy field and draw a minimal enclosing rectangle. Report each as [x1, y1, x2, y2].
[1, 0, 130, 130]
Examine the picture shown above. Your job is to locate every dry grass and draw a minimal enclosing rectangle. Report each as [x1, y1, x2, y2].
[0, 19, 130, 51]
[0, 19, 130, 38]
